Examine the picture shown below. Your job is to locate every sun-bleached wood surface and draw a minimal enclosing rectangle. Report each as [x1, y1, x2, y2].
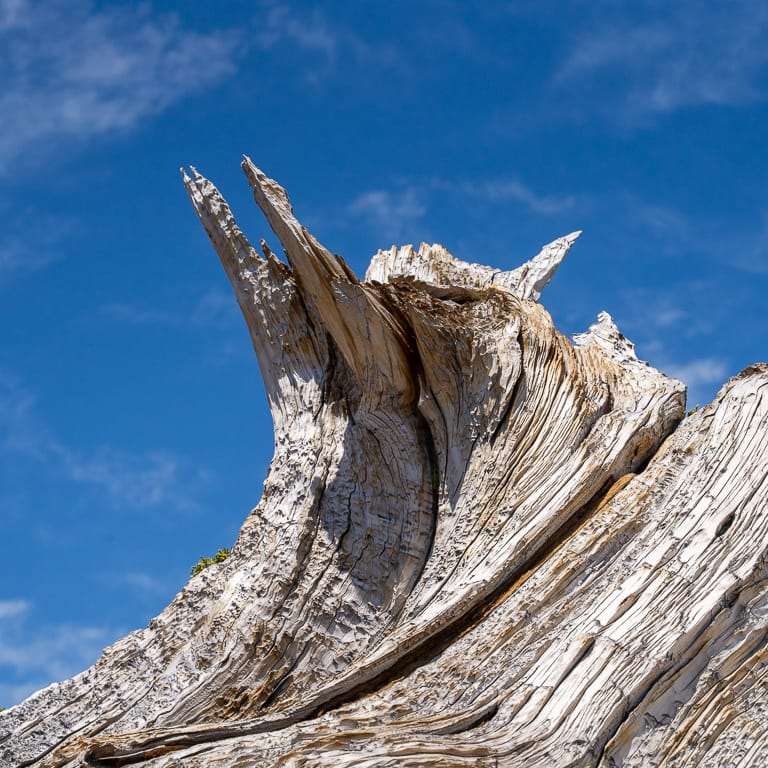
[2, 159, 767, 768]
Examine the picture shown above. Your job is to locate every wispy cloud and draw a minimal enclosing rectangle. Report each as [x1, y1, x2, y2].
[588, 189, 768, 279]
[0, 600, 30, 620]
[0, 203, 74, 281]
[0, 623, 113, 681]
[433, 178, 575, 216]
[728, 212, 768, 275]
[345, 173, 575, 243]
[119, 572, 170, 596]
[347, 188, 427, 240]
[607, 276, 735, 407]
[665, 358, 729, 388]
[0, 242, 57, 277]
[0, 0, 240, 170]
[0, 598, 119, 707]
[56, 446, 195, 511]
[620, 290, 690, 335]
[555, 1, 768, 122]
[100, 288, 238, 329]
[256, 2, 338, 61]
[0, 0, 401, 172]
[253, 1, 398, 85]
[0, 371, 49, 457]
[626, 199, 690, 242]
[0, 0, 25, 29]
[664, 357, 729, 407]
[0, 371, 207, 513]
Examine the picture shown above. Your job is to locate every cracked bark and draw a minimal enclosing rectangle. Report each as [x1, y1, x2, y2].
[2, 160, 767, 768]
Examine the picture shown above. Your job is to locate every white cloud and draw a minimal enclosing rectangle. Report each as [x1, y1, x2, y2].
[253, 1, 398, 85]
[664, 357, 730, 408]
[556, 2, 768, 121]
[653, 306, 686, 329]
[0, 0, 25, 30]
[608, 193, 768, 278]
[0, 624, 112, 679]
[729, 213, 768, 275]
[618, 288, 691, 334]
[346, 174, 574, 242]
[0, 371, 50, 458]
[628, 201, 689, 241]
[0, 0, 240, 169]
[437, 178, 575, 216]
[348, 188, 427, 239]
[56, 446, 191, 510]
[192, 289, 238, 328]
[0, 205, 74, 281]
[665, 358, 728, 389]
[256, 2, 338, 61]
[0, 598, 119, 707]
[100, 288, 238, 329]
[0, 600, 30, 620]
[0, 240, 58, 277]
[0, 372, 207, 513]
[120, 572, 169, 596]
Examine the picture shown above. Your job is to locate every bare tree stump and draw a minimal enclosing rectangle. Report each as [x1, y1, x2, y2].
[3, 159, 767, 768]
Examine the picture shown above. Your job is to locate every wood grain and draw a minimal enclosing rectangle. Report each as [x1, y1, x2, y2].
[2, 161, 765, 768]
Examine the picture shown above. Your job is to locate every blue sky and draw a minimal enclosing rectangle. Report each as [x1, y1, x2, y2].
[1, 0, 767, 707]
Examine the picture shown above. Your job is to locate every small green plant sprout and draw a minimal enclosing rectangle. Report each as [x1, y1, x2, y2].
[191, 547, 231, 577]
[687, 403, 701, 416]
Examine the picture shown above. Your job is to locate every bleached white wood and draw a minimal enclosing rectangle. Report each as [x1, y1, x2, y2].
[1, 161, 766, 768]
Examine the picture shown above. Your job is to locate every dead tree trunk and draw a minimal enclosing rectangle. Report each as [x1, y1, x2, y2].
[3, 159, 768, 768]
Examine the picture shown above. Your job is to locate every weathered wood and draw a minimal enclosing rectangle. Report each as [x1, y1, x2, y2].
[2, 161, 766, 768]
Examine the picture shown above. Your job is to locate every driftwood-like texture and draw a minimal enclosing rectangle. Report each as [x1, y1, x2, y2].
[2, 159, 767, 768]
